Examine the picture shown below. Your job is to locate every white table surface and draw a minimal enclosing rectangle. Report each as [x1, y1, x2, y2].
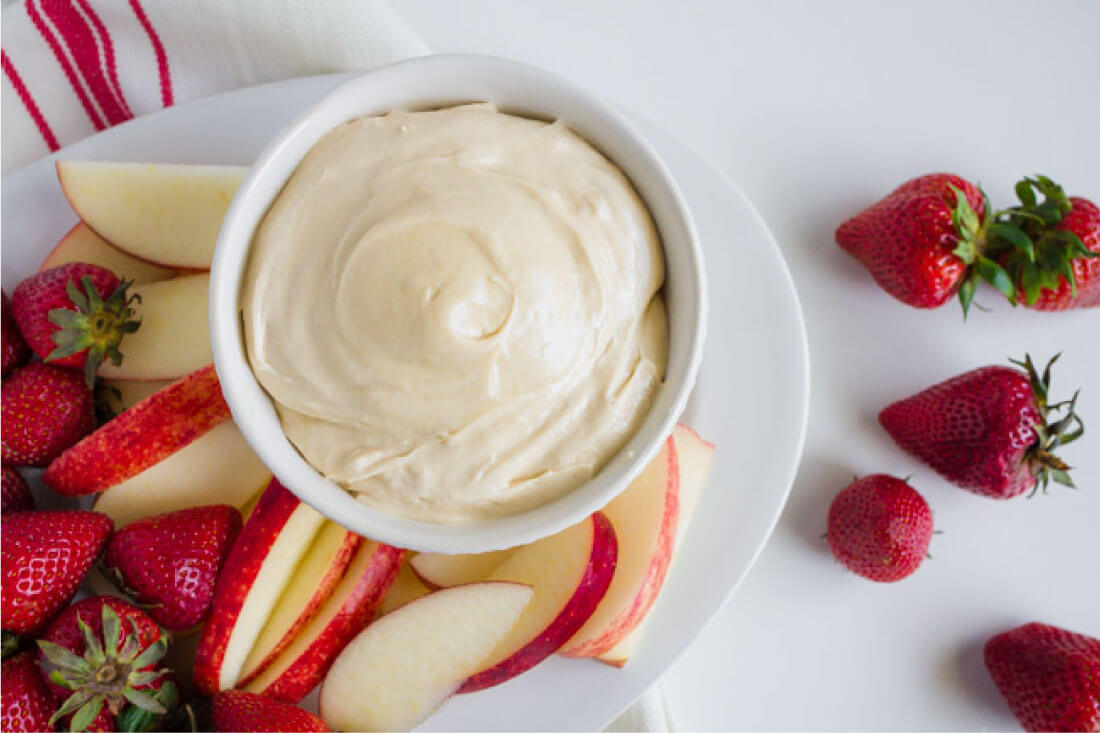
[393, 1, 1100, 730]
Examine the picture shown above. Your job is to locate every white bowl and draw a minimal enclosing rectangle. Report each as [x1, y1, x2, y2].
[210, 55, 707, 554]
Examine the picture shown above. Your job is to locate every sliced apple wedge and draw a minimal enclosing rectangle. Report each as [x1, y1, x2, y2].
[243, 541, 403, 703]
[670, 423, 716, 554]
[560, 436, 679, 659]
[596, 424, 715, 668]
[377, 558, 431, 616]
[409, 548, 515, 589]
[100, 378, 174, 414]
[193, 480, 326, 695]
[236, 522, 362, 686]
[319, 582, 534, 732]
[92, 420, 270, 527]
[40, 222, 177, 282]
[56, 161, 247, 269]
[96, 273, 212, 381]
[458, 511, 617, 693]
[44, 364, 230, 495]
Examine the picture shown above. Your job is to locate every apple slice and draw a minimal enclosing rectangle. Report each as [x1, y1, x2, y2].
[559, 436, 679, 659]
[458, 511, 617, 693]
[92, 420, 270, 527]
[95, 273, 212, 381]
[243, 541, 403, 703]
[409, 548, 515, 589]
[377, 558, 431, 616]
[56, 161, 247, 269]
[670, 423, 716, 554]
[319, 582, 534, 732]
[100, 378, 174, 414]
[39, 223, 177, 282]
[193, 480, 326, 695]
[596, 424, 715, 667]
[44, 364, 230, 495]
[236, 522, 362, 686]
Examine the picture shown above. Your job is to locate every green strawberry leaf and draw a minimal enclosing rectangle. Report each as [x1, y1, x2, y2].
[83, 276, 105, 312]
[1015, 179, 1037, 207]
[121, 688, 167, 715]
[987, 223, 1034, 261]
[1048, 469, 1075, 488]
[1, 631, 19, 660]
[957, 274, 978, 318]
[49, 688, 96, 726]
[1020, 261, 1042, 305]
[976, 257, 1015, 300]
[69, 694, 105, 733]
[66, 280, 90, 313]
[37, 640, 93, 677]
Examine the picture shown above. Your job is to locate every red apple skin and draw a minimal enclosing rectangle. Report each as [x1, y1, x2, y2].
[256, 543, 404, 703]
[43, 364, 230, 495]
[457, 511, 618, 693]
[236, 529, 363, 687]
[192, 479, 299, 695]
[561, 437, 679, 658]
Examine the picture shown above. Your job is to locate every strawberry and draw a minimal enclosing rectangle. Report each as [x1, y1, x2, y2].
[1, 465, 35, 514]
[11, 263, 139, 387]
[211, 690, 329, 732]
[1, 291, 30, 377]
[991, 177, 1100, 310]
[826, 474, 933, 582]
[37, 596, 179, 732]
[880, 354, 1083, 499]
[836, 173, 997, 313]
[1, 510, 113, 635]
[104, 505, 242, 630]
[1, 651, 57, 732]
[984, 621, 1100, 732]
[2, 362, 96, 467]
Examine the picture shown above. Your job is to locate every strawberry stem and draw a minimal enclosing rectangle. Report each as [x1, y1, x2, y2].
[45, 276, 141, 388]
[1009, 353, 1084, 494]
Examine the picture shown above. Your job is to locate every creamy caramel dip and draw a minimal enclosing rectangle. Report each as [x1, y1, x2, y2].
[242, 103, 667, 522]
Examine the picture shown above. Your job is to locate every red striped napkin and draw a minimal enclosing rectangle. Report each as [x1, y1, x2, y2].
[1, 0, 427, 174]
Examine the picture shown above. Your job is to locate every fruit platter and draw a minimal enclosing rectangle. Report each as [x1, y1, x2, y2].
[2, 74, 811, 731]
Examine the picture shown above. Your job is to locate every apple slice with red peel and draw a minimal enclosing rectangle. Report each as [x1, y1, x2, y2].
[40, 222, 177, 282]
[193, 480, 326, 695]
[243, 541, 403, 703]
[670, 423, 716, 554]
[56, 161, 247, 269]
[92, 420, 270, 527]
[377, 558, 431, 616]
[236, 522, 362, 686]
[319, 581, 534, 732]
[409, 548, 515, 589]
[95, 273, 213, 381]
[458, 511, 617, 693]
[44, 364, 230, 496]
[559, 436, 679, 659]
[596, 424, 715, 667]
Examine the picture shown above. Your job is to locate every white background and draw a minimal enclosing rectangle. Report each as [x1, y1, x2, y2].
[394, 1, 1100, 730]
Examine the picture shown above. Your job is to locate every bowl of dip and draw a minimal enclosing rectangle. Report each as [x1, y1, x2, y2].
[210, 54, 706, 553]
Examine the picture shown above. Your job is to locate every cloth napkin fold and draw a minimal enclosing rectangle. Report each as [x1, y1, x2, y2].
[0, 1, 670, 729]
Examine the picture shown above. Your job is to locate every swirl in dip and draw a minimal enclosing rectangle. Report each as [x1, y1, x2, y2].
[241, 103, 667, 523]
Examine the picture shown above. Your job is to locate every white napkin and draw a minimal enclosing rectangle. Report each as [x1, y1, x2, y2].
[0, 2, 671, 729]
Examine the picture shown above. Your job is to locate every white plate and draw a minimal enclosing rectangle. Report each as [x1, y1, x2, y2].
[0, 74, 809, 731]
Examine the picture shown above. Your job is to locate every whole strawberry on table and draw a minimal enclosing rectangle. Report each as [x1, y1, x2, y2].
[985, 621, 1100, 732]
[881, 354, 1083, 499]
[837, 173, 1099, 315]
